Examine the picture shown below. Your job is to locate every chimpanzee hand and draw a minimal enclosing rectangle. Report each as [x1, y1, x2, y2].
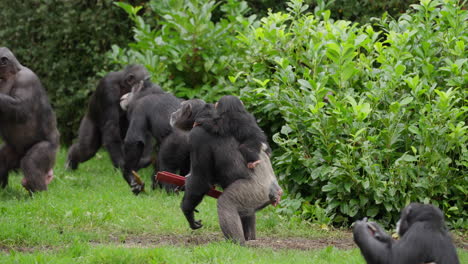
[353, 218, 393, 244]
[247, 160, 261, 169]
[367, 222, 393, 243]
[130, 180, 145, 195]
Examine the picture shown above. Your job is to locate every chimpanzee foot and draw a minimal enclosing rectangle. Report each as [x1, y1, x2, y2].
[65, 159, 78, 171]
[190, 220, 203, 230]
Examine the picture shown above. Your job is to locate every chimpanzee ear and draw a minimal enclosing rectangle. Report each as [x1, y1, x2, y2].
[182, 102, 193, 116]
[0, 56, 9, 65]
[126, 74, 136, 86]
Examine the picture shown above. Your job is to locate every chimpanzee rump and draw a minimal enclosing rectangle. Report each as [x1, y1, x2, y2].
[353, 203, 460, 264]
[0, 47, 59, 192]
[171, 99, 282, 245]
[67, 65, 152, 171]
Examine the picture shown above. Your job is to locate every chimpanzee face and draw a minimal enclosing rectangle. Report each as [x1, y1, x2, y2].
[0, 47, 21, 93]
[121, 64, 150, 93]
[170, 99, 207, 131]
[396, 203, 444, 236]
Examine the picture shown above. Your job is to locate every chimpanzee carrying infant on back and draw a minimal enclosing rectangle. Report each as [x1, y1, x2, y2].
[194, 95, 271, 169]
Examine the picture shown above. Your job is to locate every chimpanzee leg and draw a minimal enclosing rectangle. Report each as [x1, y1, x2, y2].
[102, 137, 124, 170]
[241, 214, 256, 241]
[21, 141, 57, 192]
[0, 144, 21, 188]
[217, 191, 245, 245]
[157, 153, 180, 192]
[122, 141, 145, 194]
[181, 175, 211, 230]
[66, 115, 101, 170]
[137, 134, 153, 170]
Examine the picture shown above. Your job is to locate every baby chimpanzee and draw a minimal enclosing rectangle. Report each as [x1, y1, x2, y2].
[195, 95, 270, 169]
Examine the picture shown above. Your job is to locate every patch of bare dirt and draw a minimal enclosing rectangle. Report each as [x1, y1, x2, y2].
[246, 237, 355, 250]
[0, 244, 55, 253]
[93, 232, 356, 251]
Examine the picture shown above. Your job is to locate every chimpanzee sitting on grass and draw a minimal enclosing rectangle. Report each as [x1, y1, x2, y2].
[353, 202, 460, 264]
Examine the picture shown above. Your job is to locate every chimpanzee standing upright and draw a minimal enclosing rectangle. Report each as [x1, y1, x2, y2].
[0, 47, 59, 192]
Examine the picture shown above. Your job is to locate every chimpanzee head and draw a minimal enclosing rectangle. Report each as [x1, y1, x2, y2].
[0, 47, 21, 86]
[120, 64, 150, 93]
[216, 95, 246, 114]
[170, 99, 208, 131]
[396, 203, 445, 236]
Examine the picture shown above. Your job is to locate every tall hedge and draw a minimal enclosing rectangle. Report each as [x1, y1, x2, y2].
[0, 0, 136, 143]
[245, 0, 418, 24]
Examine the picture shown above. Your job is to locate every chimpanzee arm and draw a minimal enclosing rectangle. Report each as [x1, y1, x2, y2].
[181, 130, 214, 230]
[353, 220, 391, 264]
[122, 111, 149, 193]
[101, 94, 125, 168]
[0, 77, 34, 121]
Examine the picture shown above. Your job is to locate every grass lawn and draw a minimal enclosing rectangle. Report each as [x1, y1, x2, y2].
[0, 149, 466, 263]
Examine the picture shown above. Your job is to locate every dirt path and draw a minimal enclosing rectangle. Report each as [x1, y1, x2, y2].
[104, 232, 356, 250]
[1, 232, 466, 253]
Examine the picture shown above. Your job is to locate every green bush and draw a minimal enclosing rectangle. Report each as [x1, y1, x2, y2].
[112, 0, 467, 227]
[244, 0, 418, 24]
[109, 0, 254, 101]
[0, 0, 135, 143]
[237, 0, 467, 227]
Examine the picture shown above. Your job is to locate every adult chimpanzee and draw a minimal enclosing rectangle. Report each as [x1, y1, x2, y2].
[0, 47, 59, 192]
[353, 203, 460, 264]
[195, 95, 271, 169]
[66, 65, 152, 171]
[120, 77, 183, 194]
[171, 99, 282, 245]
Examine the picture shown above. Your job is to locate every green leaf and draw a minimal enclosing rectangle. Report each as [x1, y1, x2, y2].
[298, 79, 312, 90]
[400, 97, 413, 106]
[366, 207, 379, 217]
[395, 64, 406, 77]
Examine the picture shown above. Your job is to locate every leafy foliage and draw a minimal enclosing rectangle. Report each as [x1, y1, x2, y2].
[109, 0, 255, 101]
[245, 0, 418, 24]
[0, 0, 136, 143]
[237, 0, 467, 226]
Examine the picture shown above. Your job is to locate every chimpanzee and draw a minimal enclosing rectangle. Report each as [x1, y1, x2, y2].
[120, 77, 183, 194]
[353, 203, 460, 264]
[171, 99, 282, 245]
[66, 65, 152, 171]
[0, 47, 59, 192]
[195, 95, 270, 169]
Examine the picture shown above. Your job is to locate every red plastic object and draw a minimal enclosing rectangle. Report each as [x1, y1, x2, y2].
[155, 171, 222, 199]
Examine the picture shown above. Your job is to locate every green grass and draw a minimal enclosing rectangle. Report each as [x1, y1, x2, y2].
[0, 149, 466, 263]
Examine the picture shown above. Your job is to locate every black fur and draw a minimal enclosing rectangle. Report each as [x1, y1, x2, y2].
[196, 95, 270, 166]
[67, 65, 152, 171]
[122, 78, 183, 194]
[171, 99, 282, 245]
[0, 47, 59, 192]
[353, 203, 460, 264]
